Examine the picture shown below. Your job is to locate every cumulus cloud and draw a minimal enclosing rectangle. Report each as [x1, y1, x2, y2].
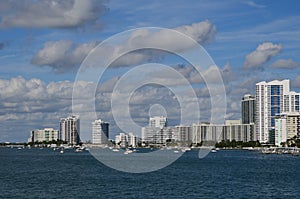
[0, 74, 224, 141]
[31, 40, 98, 73]
[243, 42, 282, 70]
[269, 59, 300, 69]
[175, 20, 216, 45]
[32, 20, 216, 72]
[112, 20, 216, 67]
[0, 0, 107, 28]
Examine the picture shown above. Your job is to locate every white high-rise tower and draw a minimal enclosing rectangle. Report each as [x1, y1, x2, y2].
[255, 80, 300, 143]
[60, 115, 80, 145]
[92, 119, 109, 144]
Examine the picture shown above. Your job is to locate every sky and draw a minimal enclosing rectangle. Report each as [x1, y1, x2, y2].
[1, 0, 300, 142]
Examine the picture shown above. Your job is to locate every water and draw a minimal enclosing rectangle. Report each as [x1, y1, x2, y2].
[0, 148, 299, 198]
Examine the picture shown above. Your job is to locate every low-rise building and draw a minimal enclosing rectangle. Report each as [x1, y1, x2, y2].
[192, 120, 256, 145]
[28, 128, 59, 143]
[275, 112, 300, 146]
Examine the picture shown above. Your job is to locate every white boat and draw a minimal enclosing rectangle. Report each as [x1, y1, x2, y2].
[60, 149, 64, 154]
[112, 148, 119, 152]
[181, 147, 191, 152]
[174, 150, 179, 153]
[211, 149, 217, 153]
[75, 148, 83, 152]
[124, 149, 134, 154]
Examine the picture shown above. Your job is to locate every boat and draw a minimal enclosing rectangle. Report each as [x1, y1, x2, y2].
[211, 149, 217, 153]
[112, 148, 119, 152]
[75, 148, 83, 152]
[124, 149, 134, 155]
[181, 147, 191, 152]
[174, 150, 179, 153]
[60, 149, 64, 154]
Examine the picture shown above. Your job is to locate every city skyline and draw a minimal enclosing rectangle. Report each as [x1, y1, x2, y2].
[1, 1, 300, 142]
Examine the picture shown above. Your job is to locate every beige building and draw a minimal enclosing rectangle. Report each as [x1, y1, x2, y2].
[192, 120, 256, 144]
[28, 128, 59, 143]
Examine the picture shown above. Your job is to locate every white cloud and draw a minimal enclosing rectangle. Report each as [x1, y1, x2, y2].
[31, 40, 98, 73]
[175, 20, 216, 44]
[269, 59, 300, 69]
[0, 74, 225, 141]
[243, 42, 282, 69]
[31, 20, 216, 71]
[0, 0, 107, 28]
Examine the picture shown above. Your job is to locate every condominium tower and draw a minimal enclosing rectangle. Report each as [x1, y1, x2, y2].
[60, 115, 80, 145]
[242, 94, 255, 124]
[255, 80, 300, 143]
[92, 119, 109, 144]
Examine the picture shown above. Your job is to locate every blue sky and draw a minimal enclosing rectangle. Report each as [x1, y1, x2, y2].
[1, 0, 300, 142]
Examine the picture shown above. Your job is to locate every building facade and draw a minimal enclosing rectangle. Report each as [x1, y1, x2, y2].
[115, 132, 138, 148]
[115, 133, 128, 148]
[28, 128, 59, 143]
[192, 121, 256, 145]
[275, 112, 300, 146]
[92, 119, 109, 145]
[174, 125, 192, 142]
[275, 116, 287, 146]
[142, 127, 174, 145]
[149, 116, 167, 128]
[128, 133, 138, 148]
[242, 94, 255, 124]
[256, 80, 287, 143]
[60, 115, 80, 145]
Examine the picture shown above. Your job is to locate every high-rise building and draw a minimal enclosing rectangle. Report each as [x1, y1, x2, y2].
[149, 116, 167, 128]
[275, 115, 287, 146]
[28, 128, 59, 143]
[92, 119, 109, 145]
[60, 115, 80, 145]
[255, 80, 300, 143]
[242, 94, 255, 124]
[283, 91, 300, 112]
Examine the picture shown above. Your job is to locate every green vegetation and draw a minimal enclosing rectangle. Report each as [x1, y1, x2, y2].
[280, 136, 300, 148]
[215, 140, 262, 148]
[27, 139, 67, 147]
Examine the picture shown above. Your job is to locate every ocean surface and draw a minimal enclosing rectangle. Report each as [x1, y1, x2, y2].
[0, 148, 299, 199]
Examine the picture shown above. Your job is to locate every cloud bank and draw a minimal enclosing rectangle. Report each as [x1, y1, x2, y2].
[269, 59, 300, 70]
[0, 0, 107, 28]
[31, 20, 216, 72]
